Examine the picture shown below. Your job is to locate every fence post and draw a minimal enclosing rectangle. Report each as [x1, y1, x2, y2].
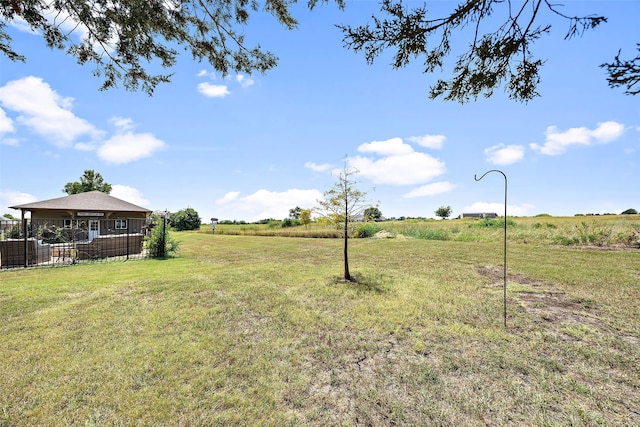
[161, 215, 166, 258]
[22, 218, 28, 268]
[126, 219, 130, 260]
[160, 211, 171, 258]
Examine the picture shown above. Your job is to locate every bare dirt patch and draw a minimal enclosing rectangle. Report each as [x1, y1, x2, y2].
[477, 265, 639, 344]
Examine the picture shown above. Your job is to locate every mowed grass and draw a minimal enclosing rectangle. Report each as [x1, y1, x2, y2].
[1, 227, 639, 425]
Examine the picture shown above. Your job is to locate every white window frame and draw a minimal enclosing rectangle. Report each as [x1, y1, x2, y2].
[115, 219, 128, 230]
[64, 219, 80, 228]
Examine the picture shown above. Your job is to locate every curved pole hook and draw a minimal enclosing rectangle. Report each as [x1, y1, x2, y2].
[474, 169, 508, 327]
[474, 169, 506, 183]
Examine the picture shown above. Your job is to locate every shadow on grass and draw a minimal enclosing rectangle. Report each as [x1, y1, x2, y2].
[330, 272, 392, 294]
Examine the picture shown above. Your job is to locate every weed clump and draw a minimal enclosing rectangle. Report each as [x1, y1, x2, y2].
[356, 222, 383, 238]
[403, 228, 450, 241]
[468, 218, 516, 229]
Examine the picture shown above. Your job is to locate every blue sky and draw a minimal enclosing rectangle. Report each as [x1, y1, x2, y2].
[1, 1, 638, 222]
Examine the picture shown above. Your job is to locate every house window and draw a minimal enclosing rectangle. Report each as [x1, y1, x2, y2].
[115, 219, 128, 230]
[64, 219, 79, 228]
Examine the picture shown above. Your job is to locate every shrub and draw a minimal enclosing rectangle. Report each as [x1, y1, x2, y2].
[169, 208, 201, 231]
[620, 226, 640, 248]
[553, 235, 580, 246]
[146, 220, 179, 258]
[364, 207, 383, 221]
[5, 222, 22, 239]
[281, 218, 301, 228]
[575, 221, 613, 246]
[39, 225, 70, 244]
[356, 222, 383, 238]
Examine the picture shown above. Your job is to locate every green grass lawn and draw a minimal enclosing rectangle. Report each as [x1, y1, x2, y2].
[1, 222, 639, 425]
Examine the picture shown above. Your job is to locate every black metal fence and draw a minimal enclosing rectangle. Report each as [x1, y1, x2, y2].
[0, 218, 152, 269]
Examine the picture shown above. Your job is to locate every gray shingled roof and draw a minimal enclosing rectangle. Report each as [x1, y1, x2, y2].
[10, 191, 151, 213]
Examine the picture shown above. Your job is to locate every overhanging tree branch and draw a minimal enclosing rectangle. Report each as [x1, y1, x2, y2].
[339, 0, 618, 103]
[0, 0, 632, 99]
[601, 45, 640, 96]
[0, 0, 341, 95]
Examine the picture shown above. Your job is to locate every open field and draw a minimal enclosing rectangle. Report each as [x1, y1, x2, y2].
[1, 216, 639, 425]
[213, 214, 640, 248]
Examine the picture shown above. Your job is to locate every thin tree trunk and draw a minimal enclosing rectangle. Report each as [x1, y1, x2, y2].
[344, 199, 351, 281]
[344, 230, 351, 280]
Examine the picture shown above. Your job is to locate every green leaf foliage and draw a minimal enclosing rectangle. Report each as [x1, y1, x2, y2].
[339, 0, 634, 102]
[0, 0, 344, 95]
[146, 217, 179, 258]
[169, 208, 202, 231]
[63, 170, 112, 195]
[435, 206, 453, 219]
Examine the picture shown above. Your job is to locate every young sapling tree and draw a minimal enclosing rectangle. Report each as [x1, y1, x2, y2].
[317, 162, 375, 281]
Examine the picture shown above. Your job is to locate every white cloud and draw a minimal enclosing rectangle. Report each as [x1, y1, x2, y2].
[0, 107, 19, 144]
[197, 69, 222, 80]
[403, 181, 456, 198]
[215, 188, 323, 221]
[0, 78, 166, 164]
[0, 107, 15, 134]
[590, 121, 625, 142]
[98, 131, 167, 164]
[110, 185, 150, 207]
[111, 116, 135, 131]
[357, 137, 414, 156]
[407, 134, 446, 149]
[74, 142, 97, 151]
[197, 71, 254, 95]
[1, 137, 20, 146]
[484, 144, 525, 165]
[530, 121, 625, 155]
[236, 74, 255, 88]
[6, 15, 37, 34]
[197, 82, 230, 98]
[0, 76, 103, 147]
[463, 202, 535, 217]
[305, 162, 333, 172]
[9, 4, 114, 54]
[0, 190, 37, 215]
[349, 137, 446, 185]
[216, 191, 241, 204]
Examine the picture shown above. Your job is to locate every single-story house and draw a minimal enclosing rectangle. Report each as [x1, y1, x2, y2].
[9, 191, 152, 240]
[2, 191, 152, 267]
[460, 212, 498, 219]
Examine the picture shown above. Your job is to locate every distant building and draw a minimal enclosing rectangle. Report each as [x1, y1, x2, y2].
[460, 212, 498, 219]
[0, 216, 16, 234]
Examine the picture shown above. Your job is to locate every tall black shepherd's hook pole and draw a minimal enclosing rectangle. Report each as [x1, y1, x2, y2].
[475, 170, 508, 327]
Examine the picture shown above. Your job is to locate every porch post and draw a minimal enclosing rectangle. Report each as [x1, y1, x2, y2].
[126, 219, 130, 260]
[22, 218, 28, 268]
